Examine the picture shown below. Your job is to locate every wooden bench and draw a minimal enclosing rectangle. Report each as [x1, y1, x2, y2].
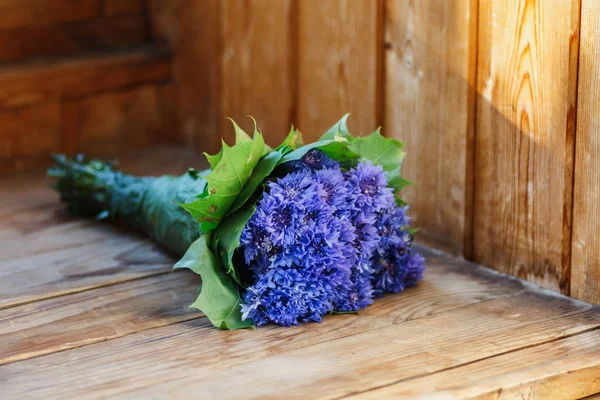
[1, 147, 599, 399]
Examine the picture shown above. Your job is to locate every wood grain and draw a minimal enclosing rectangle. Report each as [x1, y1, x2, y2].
[0, 251, 521, 366]
[350, 329, 600, 399]
[171, 0, 222, 154]
[0, 46, 171, 108]
[0, 15, 149, 63]
[0, 271, 201, 365]
[473, 0, 580, 293]
[571, 0, 600, 305]
[62, 84, 169, 155]
[220, 0, 294, 146]
[297, 0, 379, 142]
[384, 0, 477, 255]
[1, 290, 598, 399]
[0, 0, 100, 30]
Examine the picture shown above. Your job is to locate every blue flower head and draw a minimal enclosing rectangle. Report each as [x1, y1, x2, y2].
[239, 149, 424, 326]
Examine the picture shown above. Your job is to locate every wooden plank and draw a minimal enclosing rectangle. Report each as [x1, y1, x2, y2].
[297, 0, 379, 142]
[384, 0, 477, 255]
[0, 46, 171, 108]
[0, 271, 201, 365]
[62, 84, 168, 155]
[0, 103, 60, 161]
[571, 0, 600, 305]
[172, 0, 222, 154]
[0, 252, 521, 366]
[0, 227, 175, 310]
[1, 290, 598, 398]
[0, 0, 100, 30]
[349, 330, 600, 399]
[473, 0, 580, 293]
[0, 15, 149, 63]
[220, 0, 294, 146]
[104, 0, 144, 16]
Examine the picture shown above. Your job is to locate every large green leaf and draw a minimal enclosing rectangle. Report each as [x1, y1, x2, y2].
[280, 138, 361, 167]
[180, 121, 266, 233]
[347, 128, 412, 197]
[174, 235, 254, 330]
[348, 128, 405, 172]
[214, 205, 256, 285]
[320, 113, 352, 141]
[276, 126, 304, 151]
[228, 149, 285, 214]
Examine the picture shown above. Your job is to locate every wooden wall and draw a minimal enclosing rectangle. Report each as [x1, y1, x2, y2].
[2, 1, 600, 305]
[159, 0, 599, 304]
[0, 0, 176, 172]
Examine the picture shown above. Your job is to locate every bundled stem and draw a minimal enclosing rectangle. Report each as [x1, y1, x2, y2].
[48, 154, 206, 255]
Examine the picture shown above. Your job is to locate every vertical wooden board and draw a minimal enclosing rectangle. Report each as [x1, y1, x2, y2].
[474, 0, 580, 293]
[0, 15, 149, 63]
[172, 0, 222, 154]
[297, 0, 378, 142]
[220, 0, 294, 146]
[62, 85, 165, 156]
[0, 0, 100, 30]
[384, 0, 477, 255]
[572, 0, 600, 304]
[0, 103, 61, 160]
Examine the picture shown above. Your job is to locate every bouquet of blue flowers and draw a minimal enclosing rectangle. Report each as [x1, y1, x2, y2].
[48, 115, 425, 329]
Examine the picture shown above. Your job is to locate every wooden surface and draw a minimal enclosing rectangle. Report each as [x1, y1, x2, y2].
[1, 147, 599, 399]
[142, 0, 600, 306]
[571, 0, 600, 304]
[220, 0, 295, 146]
[297, 0, 379, 141]
[384, 0, 477, 255]
[473, 0, 580, 294]
[0, 45, 174, 173]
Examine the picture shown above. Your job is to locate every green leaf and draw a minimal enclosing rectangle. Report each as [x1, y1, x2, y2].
[214, 205, 256, 285]
[320, 113, 352, 141]
[348, 128, 405, 172]
[277, 126, 304, 151]
[347, 128, 411, 196]
[228, 149, 285, 214]
[204, 149, 223, 170]
[281, 139, 361, 167]
[174, 235, 254, 330]
[180, 121, 266, 233]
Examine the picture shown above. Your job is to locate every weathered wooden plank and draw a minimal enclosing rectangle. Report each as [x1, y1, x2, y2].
[297, 0, 379, 142]
[1, 290, 598, 398]
[220, 0, 294, 146]
[571, 0, 600, 305]
[0, 271, 201, 365]
[473, 0, 580, 293]
[171, 0, 222, 154]
[0, 0, 100, 30]
[349, 329, 600, 399]
[0, 15, 149, 63]
[62, 85, 168, 155]
[0, 46, 171, 108]
[0, 252, 521, 366]
[0, 228, 175, 310]
[0, 103, 60, 162]
[104, 0, 144, 16]
[384, 0, 477, 255]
